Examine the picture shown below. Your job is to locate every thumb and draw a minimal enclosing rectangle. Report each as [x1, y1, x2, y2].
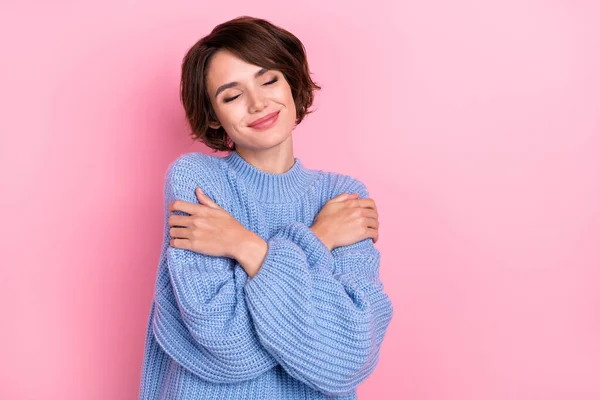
[330, 192, 359, 203]
[196, 187, 220, 209]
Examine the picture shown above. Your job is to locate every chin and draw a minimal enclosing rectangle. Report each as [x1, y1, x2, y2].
[258, 134, 290, 150]
[242, 123, 292, 145]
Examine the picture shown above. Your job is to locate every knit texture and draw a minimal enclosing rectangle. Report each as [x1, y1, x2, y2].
[138, 151, 394, 399]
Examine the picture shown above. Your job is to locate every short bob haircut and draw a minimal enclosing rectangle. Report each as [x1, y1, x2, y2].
[180, 16, 321, 152]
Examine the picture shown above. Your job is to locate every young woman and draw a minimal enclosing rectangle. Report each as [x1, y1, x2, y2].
[138, 16, 394, 400]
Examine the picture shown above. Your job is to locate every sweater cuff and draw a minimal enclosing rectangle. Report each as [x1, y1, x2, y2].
[273, 221, 334, 267]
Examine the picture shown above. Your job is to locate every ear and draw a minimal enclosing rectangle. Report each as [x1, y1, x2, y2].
[208, 120, 221, 130]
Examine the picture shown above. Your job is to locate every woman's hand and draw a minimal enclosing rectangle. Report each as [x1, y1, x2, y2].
[310, 192, 380, 251]
[168, 188, 247, 259]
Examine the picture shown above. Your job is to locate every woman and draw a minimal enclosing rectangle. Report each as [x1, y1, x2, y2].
[138, 16, 394, 400]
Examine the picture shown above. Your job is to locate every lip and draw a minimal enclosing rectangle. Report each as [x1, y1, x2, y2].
[248, 111, 280, 129]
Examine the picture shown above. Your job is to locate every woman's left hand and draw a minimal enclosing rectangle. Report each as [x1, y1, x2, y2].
[167, 188, 247, 258]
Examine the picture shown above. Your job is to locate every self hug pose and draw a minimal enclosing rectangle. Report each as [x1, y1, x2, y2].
[138, 16, 394, 400]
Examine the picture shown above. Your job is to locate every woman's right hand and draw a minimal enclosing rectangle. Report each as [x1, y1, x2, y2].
[310, 192, 380, 251]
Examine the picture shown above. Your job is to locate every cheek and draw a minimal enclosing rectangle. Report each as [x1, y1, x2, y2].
[216, 105, 244, 128]
[271, 81, 294, 106]
[285, 92, 296, 117]
[287, 87, 297, 110]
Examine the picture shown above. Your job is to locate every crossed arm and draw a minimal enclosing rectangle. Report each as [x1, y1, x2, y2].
[152, 161, 393, 395]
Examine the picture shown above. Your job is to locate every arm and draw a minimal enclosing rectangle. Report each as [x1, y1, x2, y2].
[243, 182, 394, 396]
[151, 155, 277, 383]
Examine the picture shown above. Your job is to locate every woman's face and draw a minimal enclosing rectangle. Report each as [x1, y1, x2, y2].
[205, 49, 297, 152]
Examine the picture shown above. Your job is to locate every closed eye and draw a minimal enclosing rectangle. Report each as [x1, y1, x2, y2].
[223, 77, 279, 103]
[224, 95, 240, 103]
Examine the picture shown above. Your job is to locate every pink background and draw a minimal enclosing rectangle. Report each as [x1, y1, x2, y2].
[1, 1, 599, 399]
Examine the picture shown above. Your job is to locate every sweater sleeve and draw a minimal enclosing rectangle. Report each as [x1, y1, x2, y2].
[151, 156, 278, 383]
[243, 183, 394, 396]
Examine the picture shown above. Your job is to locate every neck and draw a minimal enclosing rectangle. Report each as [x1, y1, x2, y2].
[221, 150, 319, 203]
[235, 137, 295, 174]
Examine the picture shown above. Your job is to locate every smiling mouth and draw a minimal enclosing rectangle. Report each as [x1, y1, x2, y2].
[248, 111, 280, 130]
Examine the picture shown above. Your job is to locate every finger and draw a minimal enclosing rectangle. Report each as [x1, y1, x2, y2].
[363, 216, 379, 229]
[364, 227, 378, 242]
[362, 197, 377, 212]
[359, 198, 377, 210]
[169, 200, 198, 215]
[196, 188, 221, 209]
[360, 209, 379, 224]
[330, 192, 359, 203]
[169, 227, 190, 239]
[170, 237, 192, 250]
[346, 198, 377, 210]
[347, 193, 360, 201]
[168, 214, 192, 227]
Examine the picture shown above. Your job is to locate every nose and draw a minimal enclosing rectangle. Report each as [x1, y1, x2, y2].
[247, 90, 267, 113]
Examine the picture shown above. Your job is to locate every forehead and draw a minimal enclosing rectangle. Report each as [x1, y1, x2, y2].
[206, 50, 263, 87]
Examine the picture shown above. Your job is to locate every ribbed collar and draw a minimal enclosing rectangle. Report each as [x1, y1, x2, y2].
[221, 150, 319, 203]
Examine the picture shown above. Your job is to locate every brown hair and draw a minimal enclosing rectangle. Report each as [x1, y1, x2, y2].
[180, 16, 321, 152]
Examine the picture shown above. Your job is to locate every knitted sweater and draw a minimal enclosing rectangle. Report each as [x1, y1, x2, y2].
[138, 150, 394, 399]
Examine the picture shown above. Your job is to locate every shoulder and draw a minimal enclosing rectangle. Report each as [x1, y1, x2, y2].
[165, 152, 220, 181]
[164, 152, 226, 200]
[322, 170, 371, 200]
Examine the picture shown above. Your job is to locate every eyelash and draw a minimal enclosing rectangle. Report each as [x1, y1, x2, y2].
[223, 77, 279, 103]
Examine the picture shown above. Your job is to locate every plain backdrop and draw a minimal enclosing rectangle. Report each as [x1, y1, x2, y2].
[1, 1, 599, 399]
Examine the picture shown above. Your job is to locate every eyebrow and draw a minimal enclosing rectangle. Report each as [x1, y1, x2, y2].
[214, 68, 270, 99]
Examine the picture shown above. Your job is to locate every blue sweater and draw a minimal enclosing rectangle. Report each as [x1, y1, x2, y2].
[138, 150, 394, 399]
